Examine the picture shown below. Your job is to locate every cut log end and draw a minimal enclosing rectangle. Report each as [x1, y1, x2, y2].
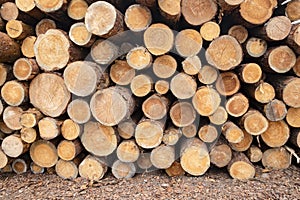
[69, 22, 93, 46]
[61, 119, 81, 140]
[57, 140, 77, 161]
[200, 21, 220, 41]
[38, 117, 60, 140]
[192, 86, 221, 116]
[216, 72, 241, 96]
[181, 0, 217, 26]
[198, 65, 218, 85]
[130, 74, 152, 97]
[267, 46, 296, 73]
[165, 161, 185, 177]
[182, 56, 202, 76]
[246, 37, 267, 58]
[153, 55, 177, 79]
[35, 19, 56, 36]
[155, 80, 169, 95]
[239, 63, 262, 84]
[261, 120, 290, 148]
[254, 82, 275, 104]
[110, 60, 135, 86]
[30, 162, 45, 174]
[55, 159, 78, 179]
[286, 108, 300, 128]
[20, 127, 37, 143]
[126, 46, 152, 70]
[247, 145, 262, 163]
[170, 102, 196, 127]
[210, 143, 232, 168]
[242, 110, 269, 136]
[228, 153, 255, 180]
[125, 4, 152, 32]
[112, 160, 136, 179]
[265, 16, 291, 41]
[1, 80, 27, 106]
[0, 149, 8, 169]
[21, 36, 36, 58]
[229, 131, 253, 152]
[209, 106, 228, 125]
[175, 29, 202, 57]
[170, 73, 197, 100]
[30, 140, 58, 168]
[142, 94, 168, 120]
[181, 124, 197, 138]
[222, 122, 244, 144]
[228, 25, 248, 43]
[144, 23, 174, 56]
[282, 77, 300, 108]
[79, 155, 107, 181]
[3, 106, 23, 130]
[35, 0, 63, 12]
[262, 147, 291, 170]
[117, 140, 140, 163]
[206, 35, 243, 71]
[67, 99, 91, 124]
[12, 158, 28, 174]
[6, 20, 33, 40]
[117, 120, 136, 139]
[264, 99, 287, 121]
[198, 125, 218, 143]
[225, 93, 249, 117]
[13, 58, 39, 81]
[150, 144, 175, 169]
[67, 0, 88, 20]
[286, 0, 300, 21]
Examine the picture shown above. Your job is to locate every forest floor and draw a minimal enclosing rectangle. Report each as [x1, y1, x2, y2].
[0, 165, 299, 199]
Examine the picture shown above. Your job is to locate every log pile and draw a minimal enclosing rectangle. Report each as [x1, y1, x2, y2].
[0, 0, 300, 181]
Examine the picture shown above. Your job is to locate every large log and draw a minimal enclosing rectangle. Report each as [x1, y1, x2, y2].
[262, 147, 291, 170]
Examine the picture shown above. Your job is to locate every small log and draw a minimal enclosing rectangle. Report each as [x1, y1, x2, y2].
[57, 139, 82, 161]
[69, 22, 95, 47]
[12, 158, 28, 174]
[198, 65, 218, 85]
[55, 159, 78, 179]
[170, 73, 197, 99]
[136, 152, 152, 171]
[287, 24, 300, 55]
[81, 121, 118, 156]
[241, 109, 269, 136]
[124, 4, 152, 32]
[13, 58, 39, 81]
[155, 80, 169, 95]
[2, 134, 29, 158]
[0, 149, 8, 169]
[135, 0, 156, 8]
[21, 36, 36, 58]
[35, 18, 56, 36]
[227, 152, 255, 180]
[200, 21, 220, 41]
[61, 119, 81, 140]
[180, 138, 210, 176]
[175, 29, 202, 57]
[262, 147, 291, 170]
[20, 108, 42, 128]
[215, 71, 240, 96]
[116, 140, 140, 163]
[34, 29, 83, 71]
[91, 39, 118, 65]
[0, 121, 13, 134]
[182, 56, 202, 75]
[263, 99, 287, 121]
[261, 120, 290, 148]
[228, 25, 248, 44]
[30, 162, 45, 174]
[170, 101, 196, 128]
[117, 120, 136, 139]
[126, 46, 152, 70]
[239, 0, 274, 25]
[29, 73, 71, 117]
[67, 0, 88, 20]
[0, 32, 21, 63]
[0, 2, 37, 23]
[130, 74, 153, 97]
[290, 129, 300, 148]
[30, 140, 58, 168]
[110, 60, 136, 86]
[261, 46, 296, 73]
[157, 0, 181, 23]
[90, 87, 135, 126]
[254, 16, 292, 41]
[206, 35, 243, 71]
[285, 0, 300, 22]
[247, 145, 263, 163]
[150, 144, 175, 169]
[225, 93, 249, 117]
[112, 160, 136, 179]
[67, 99, 91, 125]
[267, 76, 300, 108]
[163, 127, 182, 145]
[152, 55, 177, 79]
[245, 81, 275, 104]
[34, 0, 63, 12]
[229, 130, 253, 152]
[3, 106, 23, 130]
[181, 0, 217, 26]
[1, 80, 28, 106]
[38, 117, 61, 140]
[64, 61, 103, 97]
[78, 155, 107, 181]
[286, 108, 300, 128]
[209, 138, 232, 168]
[0, 64, 12, 87]
[222, 121, 244, 144]
[208, 106, 228, 125]
[144, 23, 174, 56]
[192, 86, 221, 116]
[181, 123, 197, 138]
[20, 127, 37, 143]
[6, 20, 34, 40]
[198, 125, 218, 143]
[135, 119, 164, 149]
[142, 94, 168, 120]
[237, 63, 262, 84]
[165, 161, 185, 177]
[293, 57, 300, 77]
[85, 1, 124, 38]
[245, 37, 267, 58]
[15, 0, 45, 20]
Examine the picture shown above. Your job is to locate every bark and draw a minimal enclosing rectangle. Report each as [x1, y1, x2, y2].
[0, 32, 21, 63]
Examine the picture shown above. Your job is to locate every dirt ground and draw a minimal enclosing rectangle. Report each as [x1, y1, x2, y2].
[0, 165, 299, 199]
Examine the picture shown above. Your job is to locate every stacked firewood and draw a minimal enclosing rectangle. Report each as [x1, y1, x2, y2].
[0, 0, 299, 180]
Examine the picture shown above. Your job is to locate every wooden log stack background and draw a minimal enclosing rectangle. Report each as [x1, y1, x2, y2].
[0, 0, 300, 180]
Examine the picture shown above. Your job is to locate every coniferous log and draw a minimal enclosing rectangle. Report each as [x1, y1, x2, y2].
[263, 99, 287, 122]
[21, 36, 36, 58]
[245, 37, 268, 58]
[1, 80, 28, 106]
[198, 124, 218, 143]
[155, 80, 170, 95]
[130, 74, 153, 97]
[181, 123, 197, 138]
[227, 152, 255, 180]
[153, 55, 177, 79]
[13, 58, 39, 81]
[150, 144, 175, 169]
[163, 126, 182, 146]
[12, 158, 28, 174]
[198, 65, 218, 85]
[35, 19, 56, 36]
[30, 162, 45, 174]
[262, 147, 291, 170]
[136, 152, 152, 171]
[69, 22, 95, 47]
[170, 101, 196, 127]
[0, 149, 8, 169]
[30, 140, 58, 168]
[3, 106, 23, 130]
[200, 21, 220, 41]
[170, 73, 197, 100]
[61, 119, 81, 141]
[228, 25, 248, 44]
[110, 60, 136, 86]
[285, 0, 300, 22]
[244, 81, 275, 104]
[124, 4, 152, 32]
[261, 120, 290, 148]
[142, 94, 169, 120]
[126, 46, 152, 70]
[0, 32, 21, 63]
[20, 108, 42, 128]
[55, 159, 78, 179]
[182, 56, 202, 76]
[116, 140, 140, 163]
[91, 39, 118, 65]
[57, 139, 82, 161]
[165, 161, 185, 177]
[229, 130, 253, 152]
[67, 99, 91, 125]
[240, 109, 269, 136]
[237, 63, 262, 84]
[209, 137, 232, 168]
[208, 106, 228, 125]
[112, 160, 136, 179]
[222, 121, 244, 144]
[290, 129, 300, 148]
[117, 120, 136, 139]
[6, 19, 34, 40]
[287, 24, 300, 55]
[247, 145, 262, 163]
[175, 29, 202, 58]
[215, 71, 241, 96]
[78, 155, 107, 181]
[38, 117, 61, 140]
[20, 127, 37, 144]
[2, 134, 30, 158]
[225, 93, 249, 118]
[286, 108, 300, 128]
[67, 0, 88, 21]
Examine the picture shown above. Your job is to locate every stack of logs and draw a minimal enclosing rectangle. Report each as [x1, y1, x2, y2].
[0, 0, 300, 180]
